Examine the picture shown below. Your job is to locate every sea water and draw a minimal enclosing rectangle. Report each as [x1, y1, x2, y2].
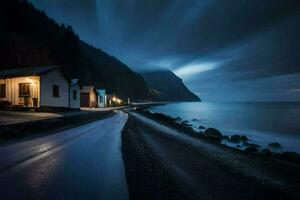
[149, 102, 300, 153]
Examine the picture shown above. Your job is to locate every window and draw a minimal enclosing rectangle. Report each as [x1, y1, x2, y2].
[53, 85, 59, 97]
[99, 95, 103, 103]
[19, 83, 30, 97]
[73, 90, 77, 100]
[0, 84, 5, 98]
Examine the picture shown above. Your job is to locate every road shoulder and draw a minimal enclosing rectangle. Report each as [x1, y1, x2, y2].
[122, 112, 300, 200]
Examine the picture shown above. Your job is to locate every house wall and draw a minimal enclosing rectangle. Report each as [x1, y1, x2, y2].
[0, 76, 40, 106]
[97, 90, 106, 108]
[90, 90, 97, 108]
[80, 86, 97, 108]
[40, 69, 69, 108]
[70, 83, 80, 109]
[0, 79, 10, 102]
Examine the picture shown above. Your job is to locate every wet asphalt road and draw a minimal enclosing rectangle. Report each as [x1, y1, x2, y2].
[0, 112, 129, 200]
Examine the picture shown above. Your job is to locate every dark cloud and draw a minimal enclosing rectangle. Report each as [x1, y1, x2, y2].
[29, 0, 300, 101]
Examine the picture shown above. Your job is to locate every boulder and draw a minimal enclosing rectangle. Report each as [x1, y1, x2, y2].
[180, 120, 191, 127]
[203, 128, 223, 142]
[175, 117, 182, 122]
[240, 135, 248, 141]
[268, 142, 282, 148]
[279, 152, 300, 163]
[222, 135, 229, 140]
[229, 135, 241, 142]
[245, 146, 258, 153]
[261, 148, 272, 156]
[198, 125, 206, 129]
[243, 141, 261, 148]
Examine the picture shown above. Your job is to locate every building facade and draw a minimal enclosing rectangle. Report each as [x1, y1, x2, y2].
[80, 86, 97, 108]
[0, 66, 80, 110]
[96, 89, 106, 108]
[69, 79, 81, 109]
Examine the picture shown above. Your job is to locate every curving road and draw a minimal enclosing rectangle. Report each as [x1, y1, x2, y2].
[0, 112, 129, 200]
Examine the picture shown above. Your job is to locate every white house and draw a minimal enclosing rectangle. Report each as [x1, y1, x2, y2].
[96, 89, 106, 108]
[80, 86, 98, 108]
[69, 79, 81, 109]
[0, 66, 80, 110]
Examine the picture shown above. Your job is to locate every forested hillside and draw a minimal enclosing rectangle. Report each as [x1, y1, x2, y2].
[0, 0, 150, 101]
[142, 70, 200, 102]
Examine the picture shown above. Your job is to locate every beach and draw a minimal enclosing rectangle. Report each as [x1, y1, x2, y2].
[122, 108, 300, 200]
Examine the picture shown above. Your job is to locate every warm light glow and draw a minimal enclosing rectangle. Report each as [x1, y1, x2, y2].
[112, 96, 122, 104]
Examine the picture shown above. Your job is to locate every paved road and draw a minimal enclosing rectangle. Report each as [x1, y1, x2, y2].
[0, 112, 129, 200]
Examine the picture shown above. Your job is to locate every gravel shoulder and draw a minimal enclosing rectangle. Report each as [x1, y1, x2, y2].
[122, 111, 300, 200]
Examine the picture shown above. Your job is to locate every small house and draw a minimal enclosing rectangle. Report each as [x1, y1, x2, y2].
[80, 86, 97, 108]
[0, 66, 79, 110]
[96, 89, 107, 108]
[69, 79, 81, 109]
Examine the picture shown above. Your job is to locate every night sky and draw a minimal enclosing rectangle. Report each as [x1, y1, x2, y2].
[30, 0, 300, 101]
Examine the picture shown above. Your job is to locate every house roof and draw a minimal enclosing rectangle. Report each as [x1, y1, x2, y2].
[0, 66, 60, 79]
[81, 86, 97, 93]
[96, 89, 106, 94]
[70, 79, 79, 86]
[70, 79, 82, 89]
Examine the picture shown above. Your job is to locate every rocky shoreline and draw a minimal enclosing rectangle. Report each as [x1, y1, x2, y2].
[123, 109, 300, 199]
[135, 107, 300, 164]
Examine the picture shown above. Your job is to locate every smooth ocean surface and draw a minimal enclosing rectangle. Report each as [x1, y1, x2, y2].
[149, 102, 300, 153]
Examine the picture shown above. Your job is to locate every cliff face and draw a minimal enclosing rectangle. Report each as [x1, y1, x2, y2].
[142, 70, 201, 102]
[0, 0, 150, 101]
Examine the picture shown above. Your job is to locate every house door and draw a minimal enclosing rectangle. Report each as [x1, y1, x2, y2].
[80, 93, 90, 107]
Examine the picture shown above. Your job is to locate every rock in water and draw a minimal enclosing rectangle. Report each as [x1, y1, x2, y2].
[222, 135, 229, 140]
[203, 128, 223, 142]
[229, 135, 241, 142]
[240, 135, 248, 141]
[261, 148, 272, 156]
[180, 120, 192, 127]
[198, 125, 206, 129]
[175, 117, 182, 122]
[243, 141, 261, 148]
[245, 147, 258, 153]
[268, 142, 282, 148]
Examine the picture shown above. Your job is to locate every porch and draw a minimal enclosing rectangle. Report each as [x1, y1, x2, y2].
[0, 76, 40, 108]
